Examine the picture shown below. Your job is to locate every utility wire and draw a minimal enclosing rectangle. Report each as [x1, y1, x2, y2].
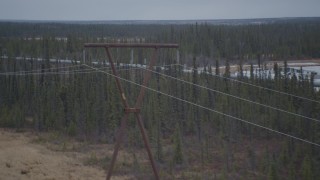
[0, 64, 83, 75]
[4, 61, 318, 146]
[0, 64, 108, 75]
[1, 61, 318, 104]
[0, 67, 107, 76]
[0, 67, 144, 76]
[2, 61, 318, 123]
[0, 67, 98, 76]
[0, 63, 177, 76]
[83, 64, 320, 148]
[138, 66, 320, 123]
[178, 64, 320, 104]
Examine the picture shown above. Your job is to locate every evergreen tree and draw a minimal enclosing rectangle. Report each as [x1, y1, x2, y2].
[267, 162, 278, 180]
[173, 123, 183, 165]
[302, 155, 313, 180]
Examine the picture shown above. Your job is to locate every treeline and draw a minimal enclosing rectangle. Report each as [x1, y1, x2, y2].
[1, 20, 320, 63]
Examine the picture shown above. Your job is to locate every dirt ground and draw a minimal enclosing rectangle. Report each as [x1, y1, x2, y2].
[0, 128, 285, 180]
[0, 129, 122, 180]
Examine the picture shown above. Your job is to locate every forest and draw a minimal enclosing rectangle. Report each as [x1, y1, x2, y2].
[1, 19, 320, 179]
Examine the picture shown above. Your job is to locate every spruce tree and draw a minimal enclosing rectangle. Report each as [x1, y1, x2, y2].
[173, 123, 183, 165]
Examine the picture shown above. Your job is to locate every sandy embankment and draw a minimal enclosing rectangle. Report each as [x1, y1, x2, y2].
[0, 130, 106, 180]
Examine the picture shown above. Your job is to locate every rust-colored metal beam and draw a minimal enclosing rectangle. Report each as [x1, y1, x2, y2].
[84, 43, 178, 49]
[124, 108, 141, 113]
[135, 48, 158, 108]
[84, 43, 178, 180]
[134, 113, 160, 179]
[105, 47, 129, 108]
[106, 113, 129, 180]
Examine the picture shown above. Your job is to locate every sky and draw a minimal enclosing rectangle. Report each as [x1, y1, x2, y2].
[0, 0, 320, 21]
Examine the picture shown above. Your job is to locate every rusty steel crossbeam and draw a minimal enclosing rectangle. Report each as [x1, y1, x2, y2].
[84, 43, 178, 180]
[124, 108, 140, 113]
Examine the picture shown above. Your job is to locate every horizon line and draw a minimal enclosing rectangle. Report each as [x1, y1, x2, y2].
[1, 16, 320, 23]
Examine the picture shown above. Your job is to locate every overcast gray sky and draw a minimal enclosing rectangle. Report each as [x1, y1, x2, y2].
[1, 0, 320, 21]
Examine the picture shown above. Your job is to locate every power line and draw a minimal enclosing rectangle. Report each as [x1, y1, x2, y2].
[1, 60, 317, 105]
[0, 67, 143, 76]
[0, 63, 178, 76]
[0, 67, 97, 76]
[0, 67, 105, 76]
[2, 62, 318, 122]
[0, 64, 111, 75]
[178, 64, 320, 104]
[138, 66, 320, 123]
[2, 61, 319, 146]
[83, 64, 320, 148]
[0, 64, 83, 75]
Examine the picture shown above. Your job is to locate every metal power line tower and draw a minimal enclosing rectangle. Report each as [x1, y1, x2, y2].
[84, 43, 179, 180]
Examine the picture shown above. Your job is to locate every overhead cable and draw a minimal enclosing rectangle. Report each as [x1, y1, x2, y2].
[83, 64, 320, 148]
